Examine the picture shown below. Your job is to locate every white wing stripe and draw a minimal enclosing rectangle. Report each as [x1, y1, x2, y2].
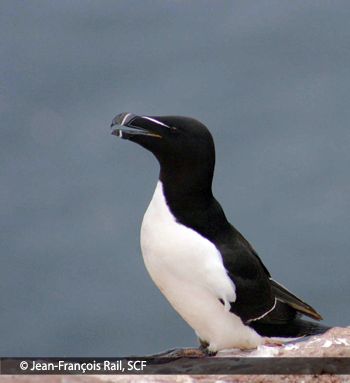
[247, 298, 277, 322]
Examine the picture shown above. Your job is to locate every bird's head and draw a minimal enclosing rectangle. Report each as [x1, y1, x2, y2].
[111, 113, 216, 178]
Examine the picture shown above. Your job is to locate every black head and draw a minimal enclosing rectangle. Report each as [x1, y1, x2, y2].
[111, 113, 216, 195]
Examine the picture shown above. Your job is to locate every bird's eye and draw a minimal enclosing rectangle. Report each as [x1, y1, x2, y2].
[170, 126, 178, 133]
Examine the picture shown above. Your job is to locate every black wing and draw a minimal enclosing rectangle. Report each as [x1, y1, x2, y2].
[218, 227, 276, 323]
[171, 194, 323, 326]
[218, 226, 323, 324]
[269, 278, 323, 320]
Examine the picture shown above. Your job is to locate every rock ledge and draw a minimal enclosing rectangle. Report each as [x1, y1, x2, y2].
[1, 327, 349, 383]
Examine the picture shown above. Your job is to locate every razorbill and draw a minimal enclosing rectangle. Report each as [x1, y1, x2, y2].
[111, 113, 330, 355]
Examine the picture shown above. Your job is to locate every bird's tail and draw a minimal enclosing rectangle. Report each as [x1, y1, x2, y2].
[250, 317, 331, 339]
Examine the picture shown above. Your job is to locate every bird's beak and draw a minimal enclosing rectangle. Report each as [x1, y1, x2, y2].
[111, 113, 162, 139]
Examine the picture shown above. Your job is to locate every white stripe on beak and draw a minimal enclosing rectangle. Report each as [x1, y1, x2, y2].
[121, 113, 132, 126]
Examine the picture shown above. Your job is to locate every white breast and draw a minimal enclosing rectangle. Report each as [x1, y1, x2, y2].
[140, 181, 264, 351]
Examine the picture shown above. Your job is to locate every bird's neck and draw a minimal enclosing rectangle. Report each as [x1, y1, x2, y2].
[158, 164, 232, 244]
[159, 164, 214, 210]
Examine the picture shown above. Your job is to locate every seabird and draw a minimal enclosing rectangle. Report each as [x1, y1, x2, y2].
[111, 113, 330, 356]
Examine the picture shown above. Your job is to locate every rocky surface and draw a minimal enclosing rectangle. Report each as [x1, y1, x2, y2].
[1, 326, 349, 383]
[218, 326, 350, 358]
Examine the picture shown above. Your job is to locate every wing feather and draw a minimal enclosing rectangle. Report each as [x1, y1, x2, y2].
[270, 278, 323, 320]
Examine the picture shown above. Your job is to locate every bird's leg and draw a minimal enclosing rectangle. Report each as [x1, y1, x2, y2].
[198, 338, 218, 356]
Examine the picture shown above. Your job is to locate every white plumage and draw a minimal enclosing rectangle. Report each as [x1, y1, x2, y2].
[140, 181, 265, 351]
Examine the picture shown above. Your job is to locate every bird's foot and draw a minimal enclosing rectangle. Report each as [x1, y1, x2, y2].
[154, 347, 217, 357]
[126, 346, 217, 363]
[264, 340, 284, 345]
